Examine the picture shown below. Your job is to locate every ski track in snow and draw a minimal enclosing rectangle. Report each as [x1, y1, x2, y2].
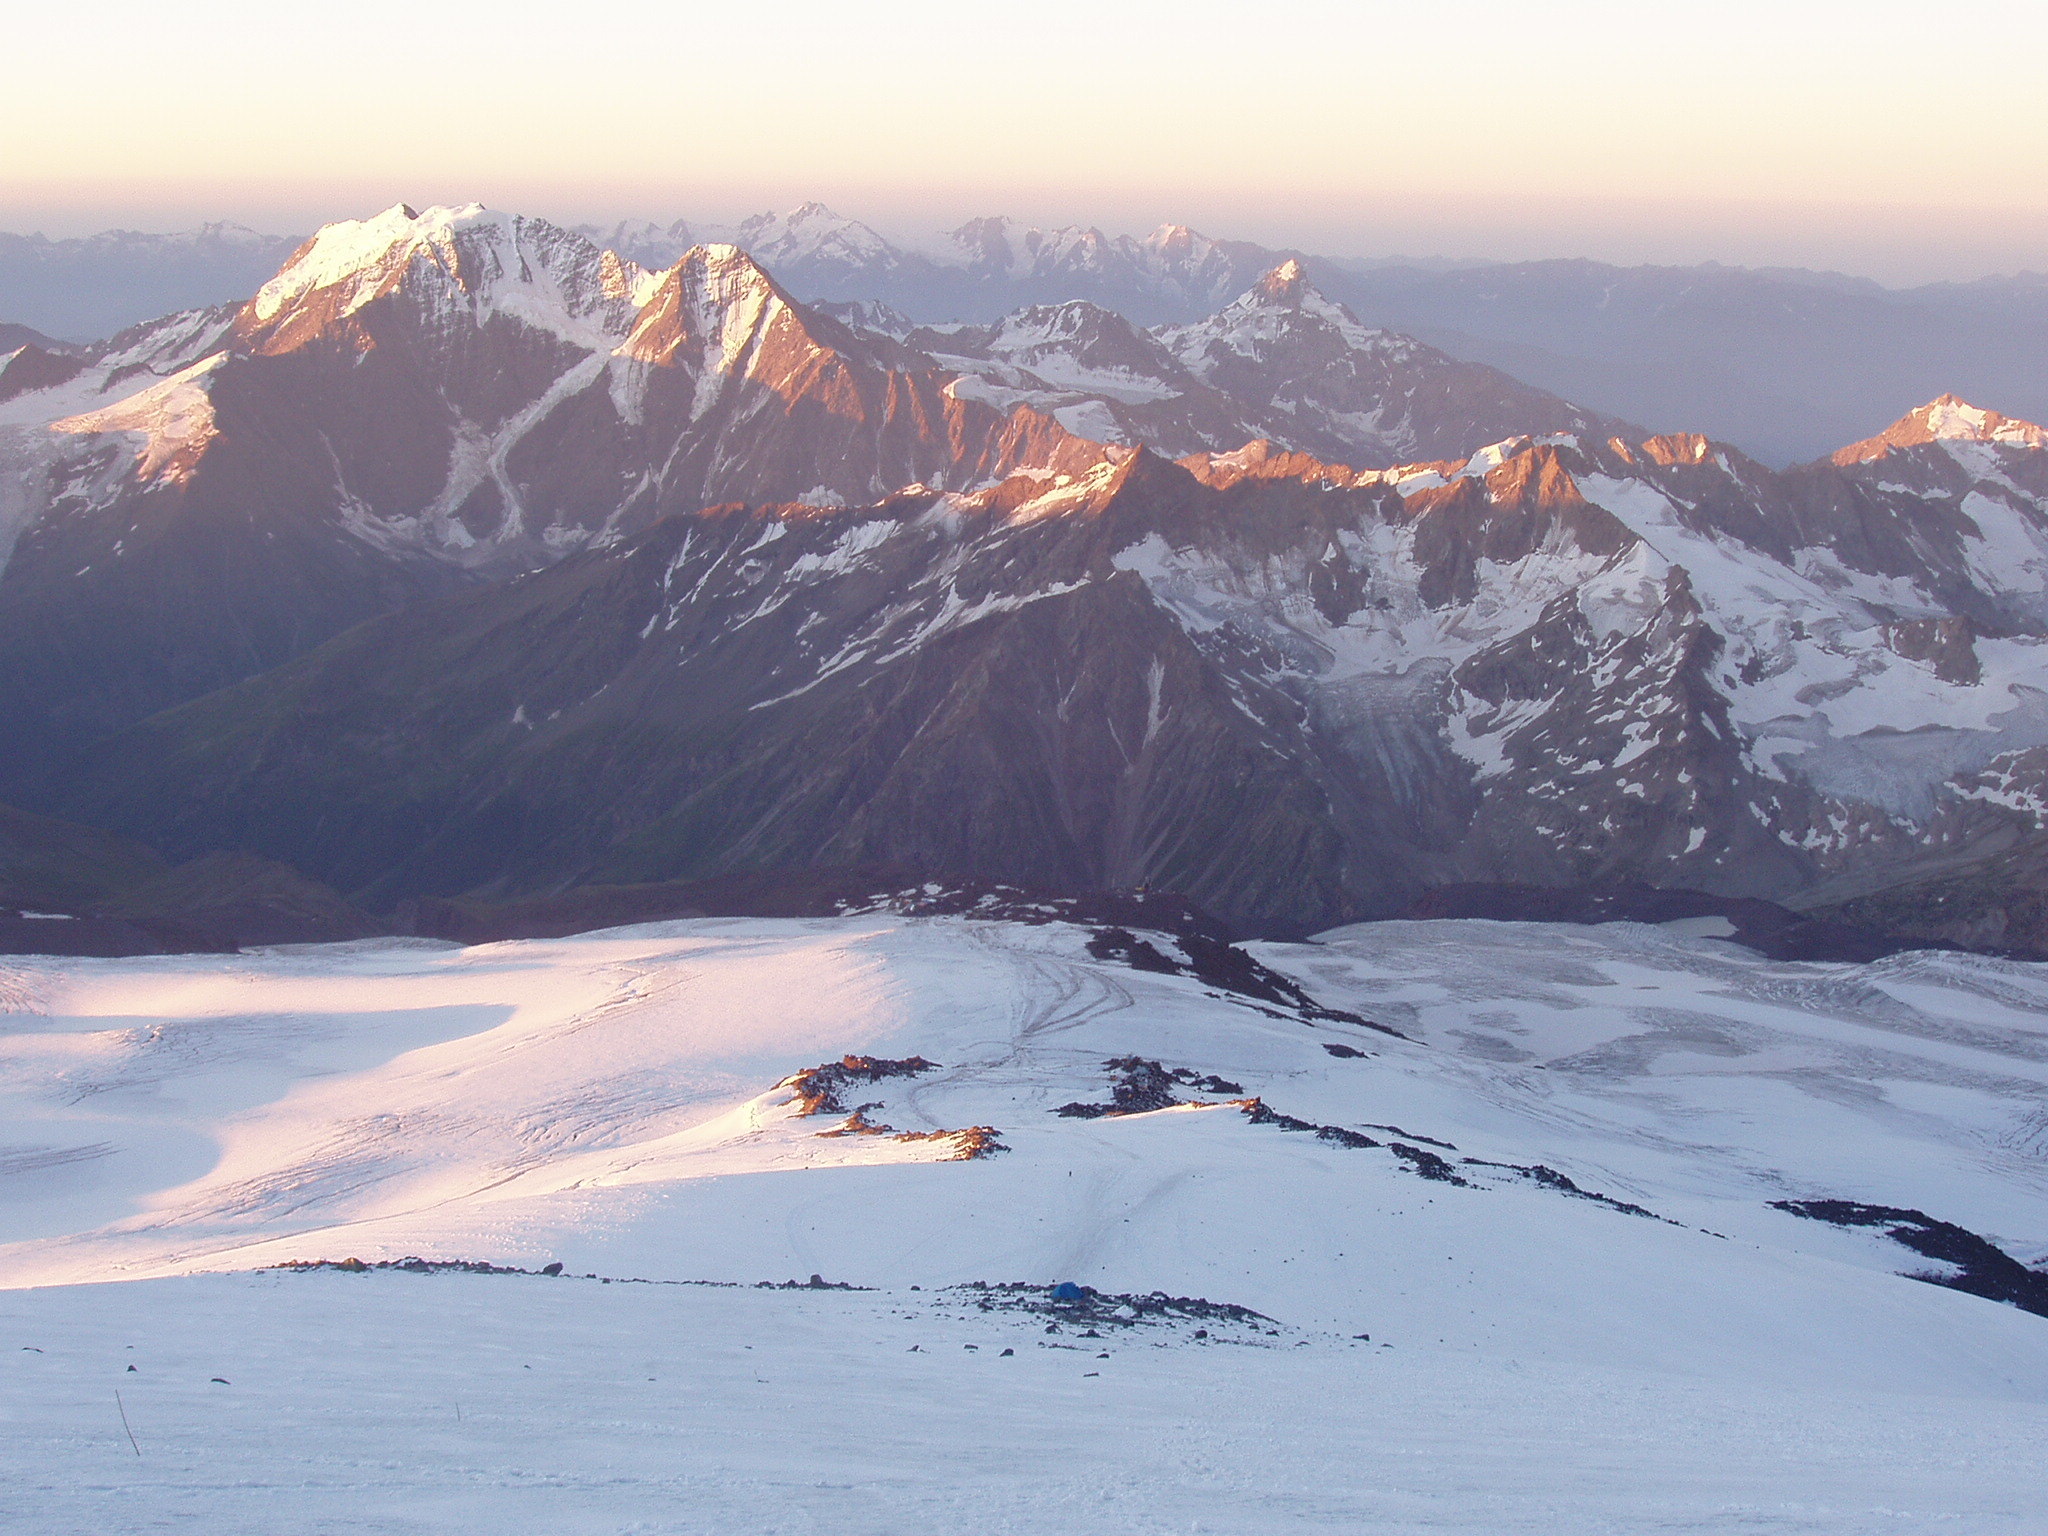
[3, 913, 2048, 1531]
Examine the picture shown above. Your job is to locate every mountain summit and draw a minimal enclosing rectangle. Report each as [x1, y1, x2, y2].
[0, 206, 1097, 776]
[1833, 393, 2048, 463]
[1251, 258, 1312, 305]
[1155, 264, 1622, 465]
[244, 202, 657, 349]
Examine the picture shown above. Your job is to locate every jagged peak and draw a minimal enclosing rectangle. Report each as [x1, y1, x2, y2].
[677, 241, 773, 274]
[576, 216, 696, 270]
[619, 243, 813, 364]
[1253, 259, 1311, 303]
[1180, 439, 1373, 490]
[1141, 222, 1217, 257]
[1163, 260, 1405, 364]
[989, 297, 1139, 338]
[243, 203, 634, 347]
[1833, 394, 2048, 464]
[1179, 436, 1599, 501]
[1477, 438, 1590, 509]
[947, 213, 1017, 242]
[1037, 443, 1181, 516]
[251, 203, 491, 321]
[666, 242, 804, 313]
[1632, 433, 1717, 467]
[940, 217, 1126, 274]
[735, 202, 893, 262]
[813, 298, 915, 338]
[1214, 260, 1369, 329]
[738, 200, 845, 238]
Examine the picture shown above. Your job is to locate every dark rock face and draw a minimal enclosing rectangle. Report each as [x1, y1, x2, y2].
[0, 419, 481, 788]
[0, 800, 168, 914]
[894, 268, 1628, 468]
[0, 344, 85, 403]
[0, 800, 373, 955]
[101, 851, 377, 950]
[1794, 821, 2048, 960]
[781, 1056, 939, 1117]
[1235, 1098, 1470, 1182]
[1772, 1200, 2048, 1319]
[400, 872, 1235, 945]
[0, 211, 1101, 790]
[11, 205, 2048, 950]
[0, 209, 1621, 799]
[1883, 618, 1979, 687]
[54, 470, 1380, 933]
[1055, 1058, 1245, 1119]
[43, 396, 2048, 946]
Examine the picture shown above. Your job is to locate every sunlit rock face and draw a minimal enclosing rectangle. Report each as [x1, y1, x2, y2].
[10, 205, 2048, 946]
[0, 207, 1615, 784]
[39, 389, 2048, 941]
[0, 207, 1099, 775]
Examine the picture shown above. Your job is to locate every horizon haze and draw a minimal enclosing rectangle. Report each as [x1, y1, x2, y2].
[5, 0, 2047, 284]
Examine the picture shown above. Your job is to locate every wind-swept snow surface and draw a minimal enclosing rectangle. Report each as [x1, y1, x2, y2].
[9, 1271, 2048, 1535]
[3, 914, 2047, 1531]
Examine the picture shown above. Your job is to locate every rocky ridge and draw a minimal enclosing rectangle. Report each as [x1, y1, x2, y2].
[43, 397, 2048, 940]
[0, 205, 1606, 782]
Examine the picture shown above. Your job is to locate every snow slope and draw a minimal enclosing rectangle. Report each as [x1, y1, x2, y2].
[1, 917, 2043, 1346]
[3, 913, 2047, 1528]
[9, 1269, 2048, 1535]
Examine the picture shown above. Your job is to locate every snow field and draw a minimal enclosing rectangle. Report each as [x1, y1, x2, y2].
[3, 913, 2048, 1529]
[6, 1270, 2048, 1536]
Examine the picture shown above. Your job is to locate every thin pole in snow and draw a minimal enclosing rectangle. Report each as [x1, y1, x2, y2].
[115, 1390, 141, 1456]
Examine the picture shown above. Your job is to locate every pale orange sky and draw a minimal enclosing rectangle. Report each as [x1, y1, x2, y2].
[8, 0, 2047, 282]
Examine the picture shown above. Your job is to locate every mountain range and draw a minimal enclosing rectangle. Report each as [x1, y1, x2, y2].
[0, 204, 1611, 782]
[5, 203, 2048, 952]
[11, 202, 2048, 465]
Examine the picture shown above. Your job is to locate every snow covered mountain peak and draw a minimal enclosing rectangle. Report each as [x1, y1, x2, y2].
[937, 218, 1122, 281]
[878, 257, 1625, 471]
[1135, 223, 1240, 275]
[940, 214, 1018, 270]
[1180, 262, 1396, 351]
[1161, 264, 1410, 380]
[1833, 393, 2048, 463]
[673, 240, 779, 291]
[619, 242, 801, 362]
[249, 202, 488, 322]
[735, 202, 895, 267]
[575, 216, 696, 273]
[812, 298, 916, 338]
[1141, 222, 1203, 252]
[984, 299, 1154, 349]
[1252, 258, 1312, 304]
[242, 203, 651, 352]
